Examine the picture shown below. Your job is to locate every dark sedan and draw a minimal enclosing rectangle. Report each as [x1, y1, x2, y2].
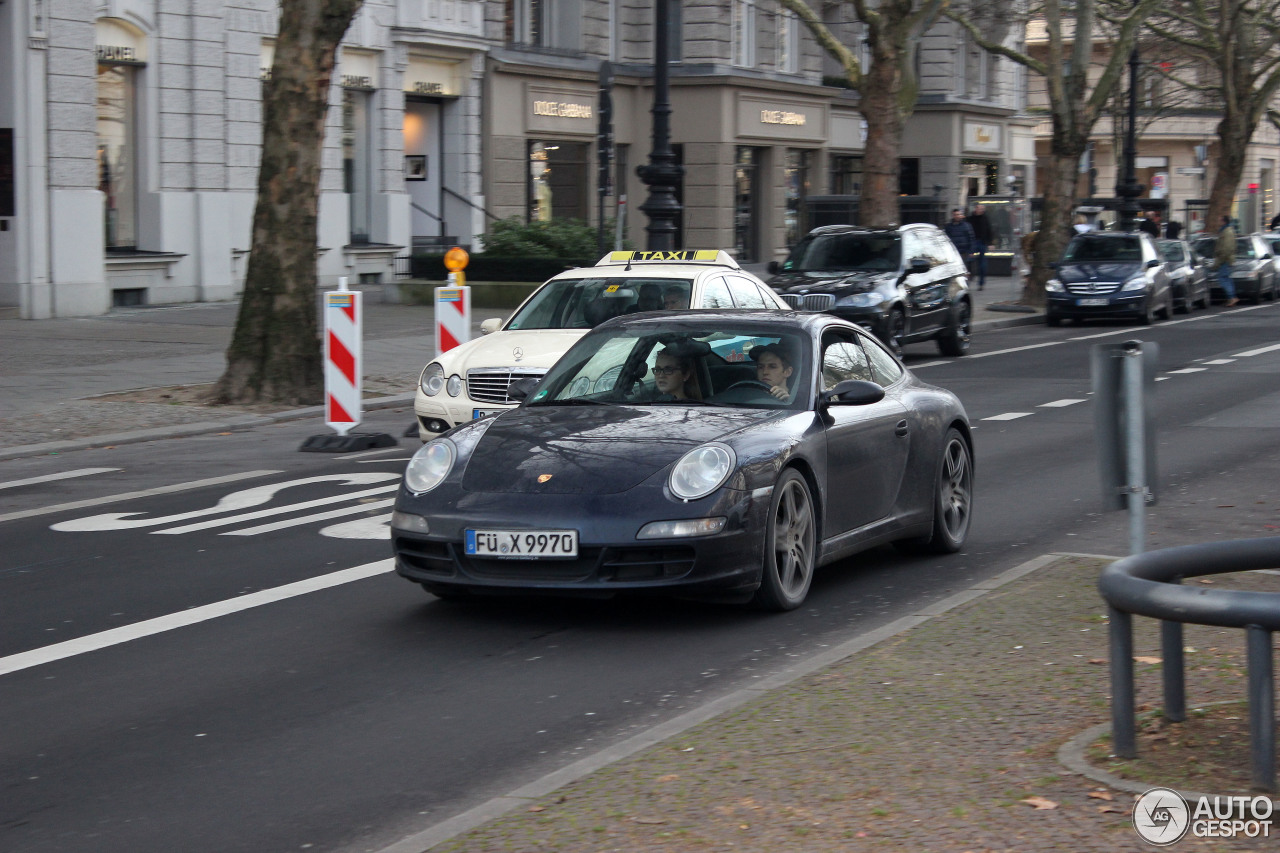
[1191, 233, 1278, 304]
[391, 311, 973, 611]
[1045, 232, 1172, 326]
[1157, 239, 1210, 313]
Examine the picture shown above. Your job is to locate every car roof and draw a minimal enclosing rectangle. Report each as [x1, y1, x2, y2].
[591, 308, 855, 337]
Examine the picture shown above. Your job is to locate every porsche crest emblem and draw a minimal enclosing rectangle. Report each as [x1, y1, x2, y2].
[537, 474, 553, 484]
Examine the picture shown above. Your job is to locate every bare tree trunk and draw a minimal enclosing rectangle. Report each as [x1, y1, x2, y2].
[860, 61, 908, 228]
[213, 0, 363, 406]
[1206, 107, 1253, 227]
[1029, 148, 1082, 305]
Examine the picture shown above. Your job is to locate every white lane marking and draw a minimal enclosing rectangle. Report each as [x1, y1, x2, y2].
[358, 457, 412, 464]
[1167, 367, 1208, 374]
[1039, 399, 1086, 408]
[156, 484, 398, 535]
[982, 412, 1034, 421]
[0, 468, 120, 491]
[1156, 377, 1169, 381]
[224, 498, 396, 536]
[0, 471, 281, 525]
[909, 360, 951, 369]
[1234, 343, 1280, 358]
[52, 473, 398, 532]
[1203, 359, 1236, 365]
[332, 447, 403, 461]
[0, 559, 394, 677]
[320, 513, 393, 540]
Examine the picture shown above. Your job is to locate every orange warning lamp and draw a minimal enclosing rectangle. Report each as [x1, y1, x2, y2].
[443, 246, 470, 272]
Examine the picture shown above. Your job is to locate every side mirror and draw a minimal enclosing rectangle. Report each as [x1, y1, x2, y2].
[1145, 259, 1161, 269]
[507, 377, 539, 402]
[909, 258, 931, 274]
[767, 261, 781, 275]
[820, 379, 885, 407]
[480, 317, 503, 335]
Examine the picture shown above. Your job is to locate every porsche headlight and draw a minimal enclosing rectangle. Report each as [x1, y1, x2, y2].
[404, 439, 456, 494]
[669, 443, 736, 501]
[420, 363, 445, 397]
[446, 374, 464, 397]
[1045, 278, 1065, 293]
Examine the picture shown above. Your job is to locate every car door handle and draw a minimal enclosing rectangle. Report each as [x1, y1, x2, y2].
[895, 420, 909, 436]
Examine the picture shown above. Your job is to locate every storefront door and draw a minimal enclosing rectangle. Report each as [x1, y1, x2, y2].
[404, 100, 442, 242]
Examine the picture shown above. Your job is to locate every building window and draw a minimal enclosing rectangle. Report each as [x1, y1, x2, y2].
[734, 146, 762, 262]
[831, 155, 862, 195]
[732, 0, 755, 68]
[529, 140, 588, 222]
[899, 158, 920, 196]
[778, 7, 798, 73]
[97, 63, 139, 249]
[785, 149, 812, 246]
[667, 0, 683, 63]
[343, 89, 373, 242]
[505, 0, 582, 51]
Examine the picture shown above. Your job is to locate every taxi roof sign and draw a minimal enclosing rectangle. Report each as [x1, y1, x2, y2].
[596, 250, 740, 269]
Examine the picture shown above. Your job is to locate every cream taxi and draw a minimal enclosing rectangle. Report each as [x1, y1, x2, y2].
[413, 250, 790, 438]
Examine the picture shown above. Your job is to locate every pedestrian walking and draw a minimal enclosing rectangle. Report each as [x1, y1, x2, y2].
[966, 204, 993, 289]
[1139, 211, 1163, 238]
[1165, 219, 1183, 240]
[943, 209, 977, 273]
[1215, 215, 1239, 307]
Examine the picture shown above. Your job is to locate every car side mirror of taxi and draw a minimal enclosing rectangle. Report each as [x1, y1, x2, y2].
[820, 379, 885, 407]
[508, 377, 539, 402]
[480, 317, 503, 335]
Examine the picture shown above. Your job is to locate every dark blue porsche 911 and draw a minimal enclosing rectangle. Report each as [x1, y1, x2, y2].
[390, 310, 973, 610]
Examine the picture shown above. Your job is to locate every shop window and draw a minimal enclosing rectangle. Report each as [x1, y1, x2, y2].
[785, 149, 812, 247]
[97, 63, 139, 249]
[735, 146, 762, 262]
[831, 155, 862, 195]
[732, 0, 756, 68]
[529, 141, 588, 222]
[343, 89, 373, 242]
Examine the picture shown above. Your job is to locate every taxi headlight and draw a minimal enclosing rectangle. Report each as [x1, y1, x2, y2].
[404, 439, 456, 494]
[669, 443, 736, 501]
[1045, 278, 1065, 293]
[446, 374, 464, 397]
[420, 363, 445, 397]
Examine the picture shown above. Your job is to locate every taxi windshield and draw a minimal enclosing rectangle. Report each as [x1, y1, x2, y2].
[506, 278, 693, 330]
[527, 323, 810, 410]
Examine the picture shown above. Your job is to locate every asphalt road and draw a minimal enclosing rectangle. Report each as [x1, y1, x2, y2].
[2, 301, 1279, 852]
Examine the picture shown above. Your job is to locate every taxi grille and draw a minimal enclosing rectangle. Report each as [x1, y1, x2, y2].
[466, 369, 546, 404]
[781, 293, 836, 311]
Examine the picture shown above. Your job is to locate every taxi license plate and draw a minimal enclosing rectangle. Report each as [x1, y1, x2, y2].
[466, 529, 578, 558]
[472, 408, 504, 419]
[1077, 298, 1109, 307]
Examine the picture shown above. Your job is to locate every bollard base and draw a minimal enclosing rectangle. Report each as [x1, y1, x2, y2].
[299, 432, 398, 453]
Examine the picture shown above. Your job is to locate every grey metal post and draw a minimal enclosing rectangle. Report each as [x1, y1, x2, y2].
[1123, 342, 1146, 555]
[1246, 625, 1275, 792]
[1110, 606, 1137, 758]
[1161, 617, 1186, 722]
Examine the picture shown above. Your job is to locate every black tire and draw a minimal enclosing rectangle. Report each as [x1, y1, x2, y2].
[753, 469, 817, 611]
[1137, 294, 1155, 325]
[900, 428, 973, 554]
[885, 307, 907, 357]
[937, 300, 971, 357]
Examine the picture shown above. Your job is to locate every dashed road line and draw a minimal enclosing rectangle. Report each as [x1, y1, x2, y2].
[1234, 343, 1280, 358]
[0, 468, 120, 491]
[1167, 367, 1208, 374]
[1202, 359, 1236, 365]
[1039, 399, 1087, 408]
[982, 412, 1034, 421]
[224, 498, 396, 536]
[154, 483, 399, 535]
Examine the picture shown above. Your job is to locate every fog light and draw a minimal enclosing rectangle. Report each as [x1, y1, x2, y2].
[390, 511, 430, 534]
[637, 517, 727, 539]
[420, 417, 450, 434]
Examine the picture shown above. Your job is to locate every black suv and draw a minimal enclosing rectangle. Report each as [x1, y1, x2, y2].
[766, 223, 972, 356]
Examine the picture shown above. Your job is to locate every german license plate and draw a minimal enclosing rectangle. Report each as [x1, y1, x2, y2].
[1077, 298, 1109, 307]
[466, 529, 578, 558]
[472, 408, 504, 419]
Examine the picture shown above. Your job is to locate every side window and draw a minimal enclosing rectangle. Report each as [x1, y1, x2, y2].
[756, 282, 782, 308]
[901, 231, 927, 268]
[931, 233, 958, 266]
[727, 275, 769, 308]
[821, 340, 873, 390]
[860, 332, 904, 386]
[699, 276, 735, 309]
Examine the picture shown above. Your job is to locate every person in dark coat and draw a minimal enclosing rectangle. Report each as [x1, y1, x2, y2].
[1270, 211, 1280, 231]
[943, 209, 977, 273]
[966, 204, 994, 289]
[1165, 219, 1183, 239]
[1138, 211, 1161, 238]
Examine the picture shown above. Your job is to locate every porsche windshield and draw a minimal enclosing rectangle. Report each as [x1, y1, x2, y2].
[781, 233, 901, 272]
[528, 323, 811, 410]
[505, 277, 694, 330]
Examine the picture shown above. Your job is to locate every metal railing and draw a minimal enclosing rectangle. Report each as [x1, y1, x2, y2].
[1097, 537, 1280, 791]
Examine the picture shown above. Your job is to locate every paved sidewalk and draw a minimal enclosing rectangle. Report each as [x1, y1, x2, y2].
[0, 277, 1039, 458]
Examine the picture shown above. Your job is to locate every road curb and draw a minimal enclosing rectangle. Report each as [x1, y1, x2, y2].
[371, 552, 1069, 853]
[0, 393, 417, 462]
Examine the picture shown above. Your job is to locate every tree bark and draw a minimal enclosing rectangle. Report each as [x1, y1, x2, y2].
[213, 0, 363, 406]
[859, 56, 908, 228]
[1029, 146, 1084, 305]
[1207, 107, 1257, 228]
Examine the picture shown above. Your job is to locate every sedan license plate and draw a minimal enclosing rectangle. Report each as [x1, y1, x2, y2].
[1077, 298, 1109, 307]
[472, 408, 504, 419]
[466, 529, 578, 558]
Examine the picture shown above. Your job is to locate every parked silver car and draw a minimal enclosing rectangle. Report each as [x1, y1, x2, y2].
[1191, 233, 1278, 304]
[1156, 239, 1210, 313]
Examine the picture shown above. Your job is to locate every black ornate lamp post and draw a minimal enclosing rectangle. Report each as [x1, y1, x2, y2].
[636, 0, 683, 251]
[1115, 40, 1144, 232]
